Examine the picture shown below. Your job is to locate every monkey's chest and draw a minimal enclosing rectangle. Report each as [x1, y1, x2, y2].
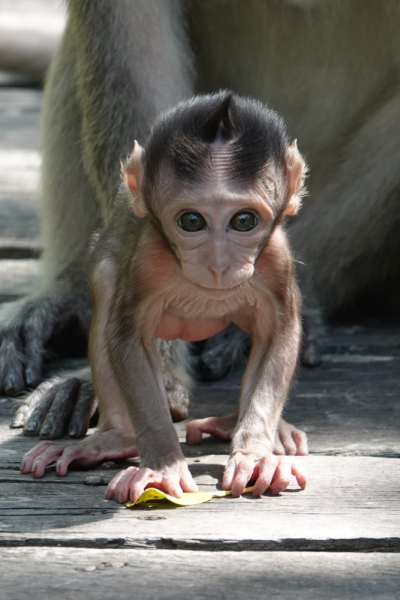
[155, 313, 230, 342]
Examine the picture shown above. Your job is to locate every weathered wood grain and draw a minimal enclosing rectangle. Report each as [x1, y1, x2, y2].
[0, 259, 40, 301]
[0, 88, 41, 244]
[184, 345, 400, 458]
[1, 548, 399, 600]
[0, 0, 63, 13]
[0, 456, 399, 549]
[0, 0, 65, 81]
[0, 88, 42, 148]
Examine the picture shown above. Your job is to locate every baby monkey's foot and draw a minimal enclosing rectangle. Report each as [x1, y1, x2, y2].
[273, 418, 308, 456]
[165, 379, 189, 422]
[105, 459, 198, 504]
[20, 427, 138, 477]
[186, 412, 238, 444]
[186, 414, 308, 456]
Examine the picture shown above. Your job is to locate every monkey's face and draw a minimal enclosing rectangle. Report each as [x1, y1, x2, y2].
[125, 137, 304, 292]
[162, 186, 274, 291]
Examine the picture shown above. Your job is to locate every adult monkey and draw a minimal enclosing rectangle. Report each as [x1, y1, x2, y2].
[3, 0, 400, 432]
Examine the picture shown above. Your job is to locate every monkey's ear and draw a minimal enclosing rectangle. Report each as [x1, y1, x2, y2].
[284, 140, 307, 216]
[124, 141, 147, 217]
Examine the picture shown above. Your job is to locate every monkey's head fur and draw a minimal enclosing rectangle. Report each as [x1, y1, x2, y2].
[124, 91, 306, 291]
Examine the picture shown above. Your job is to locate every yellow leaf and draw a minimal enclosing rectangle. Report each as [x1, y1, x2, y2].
[126, 486, 254, 508]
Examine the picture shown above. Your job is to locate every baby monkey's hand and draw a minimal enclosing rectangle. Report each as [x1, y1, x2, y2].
[105, 459, 198, 504]
[223, 452, 307, 498]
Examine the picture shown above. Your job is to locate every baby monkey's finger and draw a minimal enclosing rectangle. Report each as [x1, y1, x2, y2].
[20, 441, 56, 473]
[69, 382, 97, 438]
[127, 468, 155, 504]
[252, 456, 279, 496]
[105, 469, 126, 500]
[226, 460, 256, 498]
[31, 444, 67, 477]
[291, 459, 308, 489]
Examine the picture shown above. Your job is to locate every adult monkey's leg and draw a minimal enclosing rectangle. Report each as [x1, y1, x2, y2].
[0, 25, 98, 398]
[4, 1, 194, 430]
[290, 87, 400, 316]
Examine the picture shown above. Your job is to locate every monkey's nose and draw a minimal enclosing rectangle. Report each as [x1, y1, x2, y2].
[208, 264, 230, 287]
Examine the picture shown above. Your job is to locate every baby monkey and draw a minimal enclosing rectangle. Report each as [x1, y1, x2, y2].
[21, 92, 308, 501]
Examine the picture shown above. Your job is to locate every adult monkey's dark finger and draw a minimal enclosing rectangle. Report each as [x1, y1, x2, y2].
[68, 382, 97, 438]
[13, 380, 57, 428]
[23, 382, 61, 436]
[12, 403, 29, 429]
[40, 378, 80, 439]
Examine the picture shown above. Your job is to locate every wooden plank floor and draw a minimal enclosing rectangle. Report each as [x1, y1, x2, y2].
[0, 86, 399, 599]
[1, 548, 400, 600]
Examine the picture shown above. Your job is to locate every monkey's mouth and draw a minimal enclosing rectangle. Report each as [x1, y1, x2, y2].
[181, 265, 252, 296]
[189, 279, 245, 297]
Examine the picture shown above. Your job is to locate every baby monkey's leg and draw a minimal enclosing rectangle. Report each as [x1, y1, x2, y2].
[20, 256, 139, 477]
[20, 264, 192, 478]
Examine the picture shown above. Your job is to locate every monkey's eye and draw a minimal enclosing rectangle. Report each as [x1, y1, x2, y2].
[177, 212, 206, 232]
[230, 211, 258, 232]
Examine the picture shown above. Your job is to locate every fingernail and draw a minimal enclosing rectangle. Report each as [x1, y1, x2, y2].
[20, 460, 26, 472]
[56, 463, 61, 475]
[272, 487, 283, 496]
[69, 425, 78, 437]
[115, 492, 123, 503]
[25, 421, 38, 433]
[40, 424, 51, 437]
[32, 463, 37, 474]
